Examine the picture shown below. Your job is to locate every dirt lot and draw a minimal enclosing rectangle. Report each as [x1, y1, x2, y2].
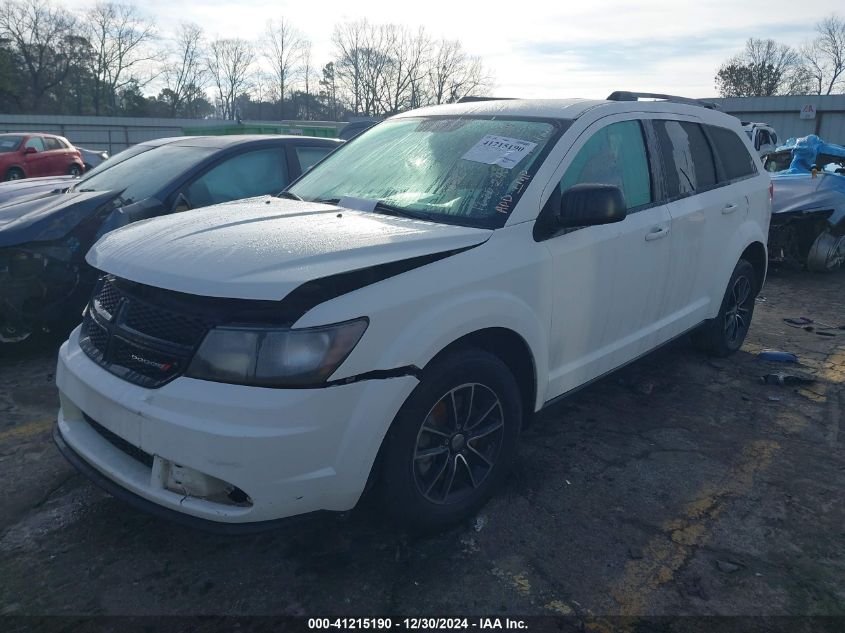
[0, 267, 843, 625]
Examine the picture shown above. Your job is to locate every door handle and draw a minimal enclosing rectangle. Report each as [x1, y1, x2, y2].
[645, 226, 669, 241]
[722, 203, 738, 215]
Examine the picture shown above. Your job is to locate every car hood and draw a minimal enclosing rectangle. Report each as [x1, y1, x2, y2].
[0, 189, 121, 247]
[772, 173, 845, 226]
[87, 196, 492, 300]
[0, 175, 74, 207]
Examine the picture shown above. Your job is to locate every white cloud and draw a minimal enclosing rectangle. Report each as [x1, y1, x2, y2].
[80, 0, 829, 99]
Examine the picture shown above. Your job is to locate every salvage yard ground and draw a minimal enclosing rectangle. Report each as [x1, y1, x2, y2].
[0, 267, 843, 621]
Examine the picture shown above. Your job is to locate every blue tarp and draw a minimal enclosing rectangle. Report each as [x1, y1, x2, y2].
[770, 135, 845, 227]
[774, 135, 845, 174]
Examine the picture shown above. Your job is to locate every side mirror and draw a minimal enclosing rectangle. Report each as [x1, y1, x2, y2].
[24, 146, 37, 154]
[558, 184, 627, 229]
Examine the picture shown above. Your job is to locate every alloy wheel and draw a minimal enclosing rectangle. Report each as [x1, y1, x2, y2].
[724, 275, 752, 344]
[412, 383, 505, 505]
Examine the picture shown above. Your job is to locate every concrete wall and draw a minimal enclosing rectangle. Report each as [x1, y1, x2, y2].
[710, 95, 845, 145]
[0, 114, 345, 155]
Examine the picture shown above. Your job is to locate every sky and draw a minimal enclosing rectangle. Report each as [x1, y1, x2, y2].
[81, 0, 835, 99]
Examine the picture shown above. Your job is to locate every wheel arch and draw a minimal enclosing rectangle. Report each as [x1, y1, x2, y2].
[423, 327, 537, 424]
[740, 240, 767, 292]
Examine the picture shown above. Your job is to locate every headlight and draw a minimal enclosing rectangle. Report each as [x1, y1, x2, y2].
[185, 318, 368, 387]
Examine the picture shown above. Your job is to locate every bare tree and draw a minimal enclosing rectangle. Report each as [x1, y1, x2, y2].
[161, 22, 206, 116]
[262, 18, 307, 120]
[715, 38, 808, 97]
[301, 41, 315, 119]
[0, 0, 81, 112]
[428, 39, 490, 105]
[332, 19, 367, 114]
[85, 2, 158, 115]
[207, 37, 254, 120]
[380, 25, 430, 114]
[802, 14, 845, 95]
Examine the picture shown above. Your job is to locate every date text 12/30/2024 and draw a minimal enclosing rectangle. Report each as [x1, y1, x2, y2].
[308, 618, 529, 630]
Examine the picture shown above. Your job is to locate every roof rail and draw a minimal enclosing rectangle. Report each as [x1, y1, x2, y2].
[606, 91, 720, 110]
[457, 96, 518, 103]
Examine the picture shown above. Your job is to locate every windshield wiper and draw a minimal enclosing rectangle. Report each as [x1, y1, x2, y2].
[277, 191, 302, 201]
[312, 196, 441, 222]
[371, 200, 441, 223]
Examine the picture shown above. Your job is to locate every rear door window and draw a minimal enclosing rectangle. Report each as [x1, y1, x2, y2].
[653, 120, 717, 197]
[44, 137, 63, 151]
[559, 120, 652, 210]
[186, 147, 289, 208]
[24, 137, 46, 152]
[706, 125, 758, 182]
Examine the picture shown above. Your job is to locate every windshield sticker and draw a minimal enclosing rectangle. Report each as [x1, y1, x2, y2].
[512, 170, 532, 194]
[462, 135, 538, 169]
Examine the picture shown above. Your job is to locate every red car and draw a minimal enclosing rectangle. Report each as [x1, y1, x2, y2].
[0, 133, 85, 181]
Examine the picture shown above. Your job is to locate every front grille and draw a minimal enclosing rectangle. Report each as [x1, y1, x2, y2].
[79, 275, 290, 389]
[79, 276, 211, 388]
[123, 300, 208, 346]
[84, 414, 154, 469]
[93, 275, 121, 318]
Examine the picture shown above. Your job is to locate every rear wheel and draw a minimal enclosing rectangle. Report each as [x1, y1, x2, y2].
[4, 167, 24, 181]
[68, 164, 82, 177]
[381, 349, 522, 530]
[692, 259, 757, 357]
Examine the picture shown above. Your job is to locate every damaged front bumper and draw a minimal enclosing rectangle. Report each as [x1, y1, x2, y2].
[768, 210, 845, 272]
[0, 244, 85, 342]
[55, 327, 419, 528]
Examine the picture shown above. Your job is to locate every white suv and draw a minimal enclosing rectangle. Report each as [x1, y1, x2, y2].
[54, 94, 771, 531]
[742, 121, 779, 157]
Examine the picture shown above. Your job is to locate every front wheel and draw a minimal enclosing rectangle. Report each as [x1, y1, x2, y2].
[4, 167, 24, 181]
[380, 349, 522, 530]
[692, 259, 757, 357]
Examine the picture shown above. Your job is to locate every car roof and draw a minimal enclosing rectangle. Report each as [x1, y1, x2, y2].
[394, 99, 606, 120]
[142, 134, 342, 148]
[0, 132, 64, 138]
[393, 98, 740, 126]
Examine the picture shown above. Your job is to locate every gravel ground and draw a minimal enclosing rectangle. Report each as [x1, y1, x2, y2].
[0, 266, 843, 627]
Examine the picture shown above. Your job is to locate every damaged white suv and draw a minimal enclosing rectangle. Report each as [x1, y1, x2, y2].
[54, 93, 771, 531]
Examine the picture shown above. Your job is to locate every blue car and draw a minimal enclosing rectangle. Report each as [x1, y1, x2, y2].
[765, 135, 845, 271]
[0, 134, 341, 342]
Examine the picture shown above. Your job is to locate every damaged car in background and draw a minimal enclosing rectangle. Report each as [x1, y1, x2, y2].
[0, 175, 76, 206]
[764, 134, 845, 272]
[0, 134, 341, 343]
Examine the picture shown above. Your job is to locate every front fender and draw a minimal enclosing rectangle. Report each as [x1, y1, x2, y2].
[295, 224, 552, 412]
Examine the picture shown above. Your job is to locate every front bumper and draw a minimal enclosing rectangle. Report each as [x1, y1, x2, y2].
[0, 246, 83, 341]
[55, 327, 418, 527]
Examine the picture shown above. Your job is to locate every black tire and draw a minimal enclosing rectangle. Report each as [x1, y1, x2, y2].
[68, 164, 82, 177]
[4, 167, 24, 181]
[380, 348, 522, 531]
[692, 259, 757, 357]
